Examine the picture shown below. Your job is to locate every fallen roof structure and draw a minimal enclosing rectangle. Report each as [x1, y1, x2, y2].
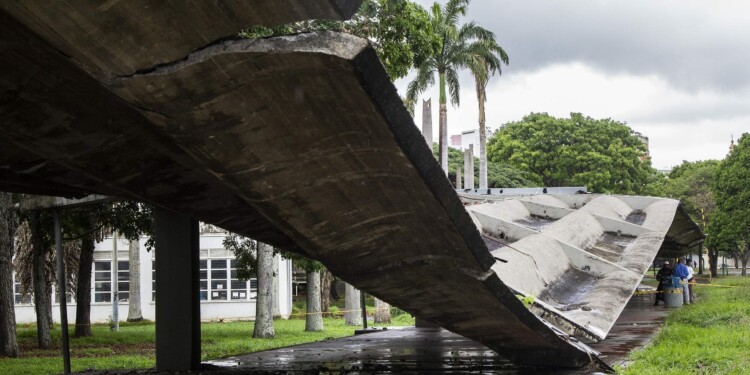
[0, 2, 701, 371]
[460, 191, 704, 341]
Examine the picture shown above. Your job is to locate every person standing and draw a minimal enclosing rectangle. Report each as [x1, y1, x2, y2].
[654, 261, 673, 306]
[673, 258, 690, 304]
[686, 259, 696, 303]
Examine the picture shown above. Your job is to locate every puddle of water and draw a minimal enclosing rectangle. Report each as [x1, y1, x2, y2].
[513, 215, 556, 231]
[539, 267, 600, 307]
[586, 232, 636, 262]
[625, 210, 646, 225]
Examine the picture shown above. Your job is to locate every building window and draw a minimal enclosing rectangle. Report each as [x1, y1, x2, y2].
[94, 260, 129, 303]
[198, 258, 256, 301]
[152, 260, 156, 302]
[117, 261, 129, 302]
[153, 257, 257, 302]
[13, 273, 31, 305]
[94, 261, 111, 303]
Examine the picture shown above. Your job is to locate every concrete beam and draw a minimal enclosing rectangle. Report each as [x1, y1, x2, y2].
[154, 208, 200, 371]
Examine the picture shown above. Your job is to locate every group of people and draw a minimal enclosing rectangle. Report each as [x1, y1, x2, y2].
[654, 257, 696, 306]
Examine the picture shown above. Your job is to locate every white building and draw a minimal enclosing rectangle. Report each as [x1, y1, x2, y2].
[14, 233, 293, 323]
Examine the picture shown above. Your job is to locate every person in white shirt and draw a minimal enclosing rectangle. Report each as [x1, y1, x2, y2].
[686, 259, 695, 304]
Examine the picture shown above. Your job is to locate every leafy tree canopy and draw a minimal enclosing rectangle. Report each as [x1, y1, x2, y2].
[706, 133, 750, 260]
[658, 160, 719, 230]
[240, 0, 437, 80]
[487, 113, 657, 194]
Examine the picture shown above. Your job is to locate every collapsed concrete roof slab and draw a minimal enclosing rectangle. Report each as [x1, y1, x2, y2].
[1, 4, 608, 368]
[460, 192, 703, 341]
[0, 1, 361, 79]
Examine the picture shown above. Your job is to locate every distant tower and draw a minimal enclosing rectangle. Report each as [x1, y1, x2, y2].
[729, 133, 735, 152]
[422, 99, 432, 149]
[633, 131, 650, 161]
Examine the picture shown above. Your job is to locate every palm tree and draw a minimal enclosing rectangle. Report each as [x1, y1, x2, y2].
[406, 0, 499, 175]
[466, 39, 508, 189]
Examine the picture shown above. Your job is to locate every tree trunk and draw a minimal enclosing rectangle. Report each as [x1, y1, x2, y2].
[439, 103, 448, 174]
[305, 270, 323, 332]
[344, 282, 361, 326]
[74, 220, 95, 337]
[320, 270, 332, 317]
[0, 193, 19, 357]
[708, 248, 719, 277]
[29, 213, 52, 349]
[741, 243, 749, 277]
[127, 239, 143, 322]
[698, 243, 704, 275]
[272, 253, 280, 317]
[438, 71, 448, 174]
[422, 98, 433, 148]
[373, 297, 391, 324]
[476, 77, 488, 190]
[253, 243, 274, 338]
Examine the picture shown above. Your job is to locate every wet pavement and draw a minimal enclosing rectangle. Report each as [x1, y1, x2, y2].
[80, 290, 668, 374]
[200, 291, 669, 374]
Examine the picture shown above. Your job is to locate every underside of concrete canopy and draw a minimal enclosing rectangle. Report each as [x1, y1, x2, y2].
[460, 191, 704, 341]
[0, 1, 656, 370]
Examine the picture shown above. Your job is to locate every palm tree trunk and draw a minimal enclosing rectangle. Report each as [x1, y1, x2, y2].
[0, 193, 19, 357]
[438, 72, 449, 174]
[477, 78, 488, 189]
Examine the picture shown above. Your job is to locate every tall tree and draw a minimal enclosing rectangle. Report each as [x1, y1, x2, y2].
[254, 243, 275, 338]
[223, 235, 275, 338]
[659, 160, 719, 274]
[467, 40, 508, 189]
[406, 0, 495, 174]
[28, 212, 52, 349]
[344, 282, 362, 326]
[305, 270, 323, 332]
[707, 133, 750, 276]
[73, 213, 96, 337]
[373, 297, 391, 324]
[127, 239, 143, 322]
[0, 193, 19, 357]
[487, 113, 657, 194]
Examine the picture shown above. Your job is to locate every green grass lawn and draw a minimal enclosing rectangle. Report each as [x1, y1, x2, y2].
[620, 276, 750, 374]
[0, 308, 415, 375]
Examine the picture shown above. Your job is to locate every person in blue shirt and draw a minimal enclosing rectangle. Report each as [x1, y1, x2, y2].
[673, 258, 691, 304]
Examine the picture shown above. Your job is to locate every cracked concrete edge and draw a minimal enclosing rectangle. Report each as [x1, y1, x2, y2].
[112, 32, 369, 81]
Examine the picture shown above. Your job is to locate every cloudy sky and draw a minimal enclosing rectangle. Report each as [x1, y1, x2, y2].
[394, 0, 750, 170]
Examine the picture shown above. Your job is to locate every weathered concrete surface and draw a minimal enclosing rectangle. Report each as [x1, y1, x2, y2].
[1, 3, 605, 367]
[0, 1, 360, 80]
[462, 193, 702, 341]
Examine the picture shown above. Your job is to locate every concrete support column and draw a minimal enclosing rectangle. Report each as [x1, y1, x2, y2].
[463, 146, 474, 189]
[155, 208, 200, 371]
[456, 167, 462, 189]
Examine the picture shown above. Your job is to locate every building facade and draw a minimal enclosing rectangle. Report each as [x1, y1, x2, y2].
[14, 233, 293, 323]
